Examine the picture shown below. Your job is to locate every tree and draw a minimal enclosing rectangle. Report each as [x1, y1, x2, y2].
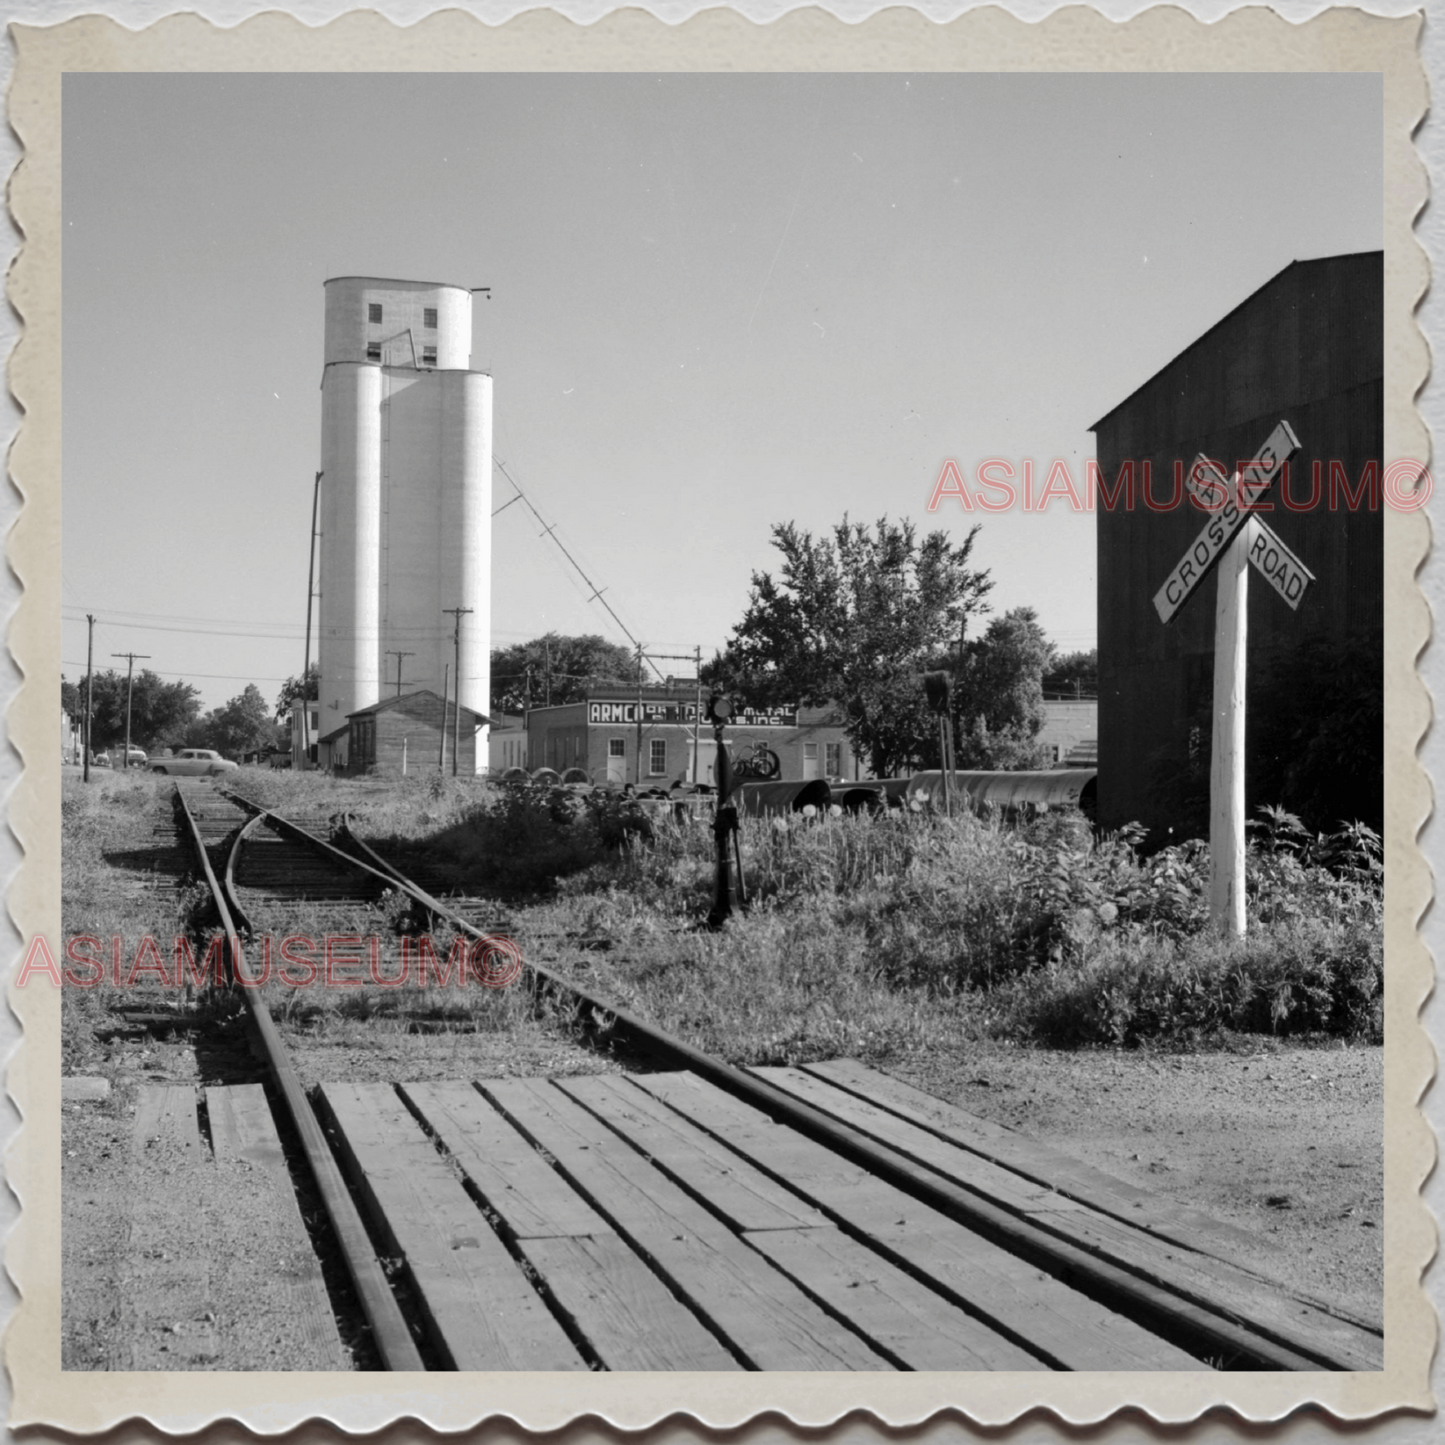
[1042, 648, 1097, 699]
[950, 607, 1054, 770]
[80, 669, 202, 752]
[716, 516, 993, 778]
[188, 684, 282, 758]
[61, 675, 81, 717]
[275, 662, 320, 722]
[490, 633, 637, 715]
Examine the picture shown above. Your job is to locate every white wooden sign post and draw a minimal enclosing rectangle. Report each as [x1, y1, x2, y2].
[1150, 421, 1307, 936]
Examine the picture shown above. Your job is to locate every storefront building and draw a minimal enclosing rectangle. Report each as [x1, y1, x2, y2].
[525, 689, 862, 787]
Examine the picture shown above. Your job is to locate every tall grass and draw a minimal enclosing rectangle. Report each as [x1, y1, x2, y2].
[418, 789, 1382, 1058]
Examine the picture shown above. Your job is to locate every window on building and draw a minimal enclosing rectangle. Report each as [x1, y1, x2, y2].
[608, 738, 626, 758]
[649, 739, 667, 776]
[368, 303, 382, 323]
[825, 742, 842, 777]
[422, 346, 437, 366]
[423, 307, 438, 328]
[366, 342, 381, 360]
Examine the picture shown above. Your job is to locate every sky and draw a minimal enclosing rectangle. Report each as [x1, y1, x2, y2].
[61, 71, 1381, 711]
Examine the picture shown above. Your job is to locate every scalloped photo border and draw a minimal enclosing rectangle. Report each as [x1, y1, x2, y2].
[4, 4, 1432, 1434]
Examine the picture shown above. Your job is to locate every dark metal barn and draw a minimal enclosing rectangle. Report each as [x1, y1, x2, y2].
[1091, 251, 1383, 841]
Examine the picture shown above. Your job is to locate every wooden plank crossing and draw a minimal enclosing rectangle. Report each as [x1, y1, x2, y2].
[310, 1062, 1378, 1372]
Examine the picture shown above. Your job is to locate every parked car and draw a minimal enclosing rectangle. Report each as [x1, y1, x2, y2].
[112, 745, 148, 768]
[149, 748, 238, 777]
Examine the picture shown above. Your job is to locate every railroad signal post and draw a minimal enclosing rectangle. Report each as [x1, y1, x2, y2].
[705, 693, 747, 929]
[1151, 421, 1306, 936]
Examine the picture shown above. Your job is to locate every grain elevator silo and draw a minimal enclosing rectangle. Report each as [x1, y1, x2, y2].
[317, 277, 492, 768]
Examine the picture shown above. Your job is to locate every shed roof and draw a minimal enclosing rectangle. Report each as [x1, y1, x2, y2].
[346, 688, 491, 727]
[1089, 251, 1383, 432]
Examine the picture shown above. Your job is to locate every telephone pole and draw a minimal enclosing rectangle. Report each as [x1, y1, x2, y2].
[438, 663, 449, 771]
[442, 607, 473, 777]
[83, 614, 95, 782]
[302, 470, 322, 765]
[385, 651, 415, 698]
[111, 651, 150, 769]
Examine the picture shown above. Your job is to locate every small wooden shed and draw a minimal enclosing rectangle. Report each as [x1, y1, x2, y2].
[343, 689, 490, 776]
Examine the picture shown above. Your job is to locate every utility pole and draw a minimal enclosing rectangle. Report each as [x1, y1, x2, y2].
[385, 651, 415, 698]
[523, 663, 533, 770]
[83, 614, 95, 782]
[693, 645, 702, 787]
[544, 636, 552, 708]
[443, 608, 473, 778]
[111, 651, 150, 769]
[634, 643, 645, 786]
[302, 470, 322, 767]
[439, 663, 449, 771]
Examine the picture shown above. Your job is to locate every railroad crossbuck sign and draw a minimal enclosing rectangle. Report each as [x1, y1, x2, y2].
[1153, 420, 1304, 623]
[1149, 420, 1306, 937]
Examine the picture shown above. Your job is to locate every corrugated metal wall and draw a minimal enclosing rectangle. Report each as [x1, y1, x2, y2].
[1092, 252, 1383, 839]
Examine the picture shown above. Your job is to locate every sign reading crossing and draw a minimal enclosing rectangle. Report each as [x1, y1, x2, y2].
[1152, 420, 1301, 624]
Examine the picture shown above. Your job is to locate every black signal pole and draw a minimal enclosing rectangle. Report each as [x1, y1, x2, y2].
[706, 693, 746, 929]
[111, 651, 150, 769]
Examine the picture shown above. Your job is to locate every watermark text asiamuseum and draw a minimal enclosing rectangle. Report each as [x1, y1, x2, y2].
[925, 457, 1432, 514]
[17, 933, 524, 989]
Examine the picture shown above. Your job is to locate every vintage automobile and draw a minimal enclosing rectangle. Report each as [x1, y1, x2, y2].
[149, 748, 239, 777]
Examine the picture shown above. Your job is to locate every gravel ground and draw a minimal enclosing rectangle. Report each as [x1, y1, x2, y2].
[888, 1037, 1383, 1318]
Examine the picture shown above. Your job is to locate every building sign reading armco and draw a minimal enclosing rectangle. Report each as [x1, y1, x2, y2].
[587, 702, 798, 727]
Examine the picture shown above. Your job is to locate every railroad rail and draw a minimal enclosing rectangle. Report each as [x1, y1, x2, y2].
[162, 778, 1383, 1373]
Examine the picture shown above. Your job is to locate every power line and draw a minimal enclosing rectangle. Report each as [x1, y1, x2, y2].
[491, 456, 666, 683]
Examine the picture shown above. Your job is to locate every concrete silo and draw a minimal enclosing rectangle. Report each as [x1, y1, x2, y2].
[318, 277, 492, 766]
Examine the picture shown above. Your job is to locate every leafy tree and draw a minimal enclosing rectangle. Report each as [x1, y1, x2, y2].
[79, 669, 202, 752]
[1043, 648, 1097, 699]
[187, 684, 283, 758]
[950, 607, 1054, 770]
[61, 675, 81, 717]
[714, 516, 992, 778]
[490, 633, 637, 715]
[275, 662, 320, 721]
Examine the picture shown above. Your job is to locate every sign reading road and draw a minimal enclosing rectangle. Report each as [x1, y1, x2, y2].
[1152, 420, 1301, 624]
[1243, 517, 1315, 612]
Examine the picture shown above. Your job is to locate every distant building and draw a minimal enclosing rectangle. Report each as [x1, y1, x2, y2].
[317, 278, 491, 769]
[1091, 251, 1382, 838]
[524, 689, 862, 788]
[288, 701, 321, 770]
[319, 689, 489, 776]
[486, 713, 528, 774]
[1038, 698, 1097, 767]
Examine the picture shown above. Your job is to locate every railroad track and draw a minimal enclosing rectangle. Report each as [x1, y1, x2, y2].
[157, 778, 1383, 1373]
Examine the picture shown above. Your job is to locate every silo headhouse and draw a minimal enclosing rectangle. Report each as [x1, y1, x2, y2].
[317, 277, 492, 769]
